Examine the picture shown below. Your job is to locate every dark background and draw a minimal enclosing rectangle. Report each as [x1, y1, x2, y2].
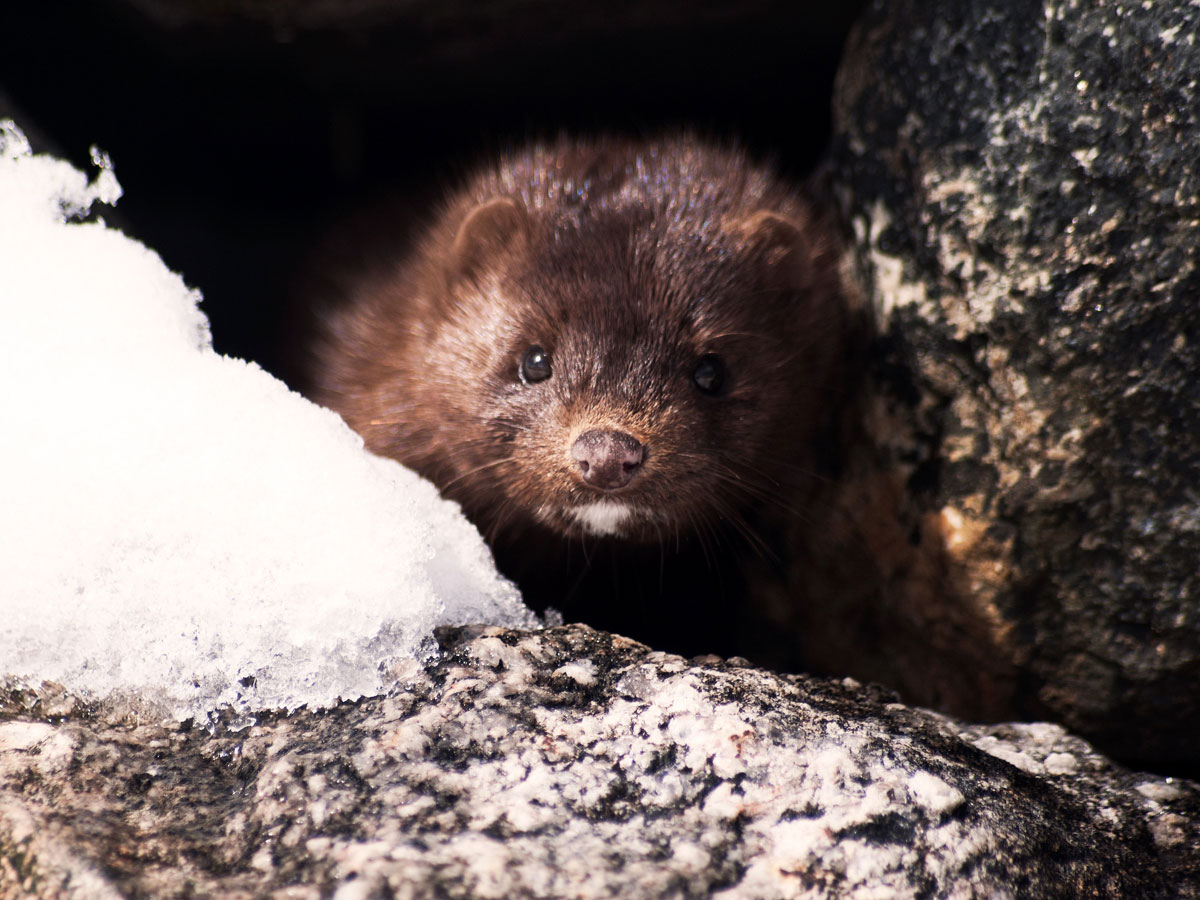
[0, 0, 864, 383]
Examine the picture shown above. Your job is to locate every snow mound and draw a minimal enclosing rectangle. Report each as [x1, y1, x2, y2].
[0, 121, 536, 726]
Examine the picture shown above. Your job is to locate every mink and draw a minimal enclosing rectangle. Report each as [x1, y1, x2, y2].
[305, 136, 854, 658]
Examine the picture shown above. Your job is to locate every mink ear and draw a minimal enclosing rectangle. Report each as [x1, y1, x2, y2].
[730, 209, 814, 289]
[449, 196, 530, 283]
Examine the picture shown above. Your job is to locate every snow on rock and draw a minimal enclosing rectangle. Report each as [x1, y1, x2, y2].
[0, 121, 536, 725]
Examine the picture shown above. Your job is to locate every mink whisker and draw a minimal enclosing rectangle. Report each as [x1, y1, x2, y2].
[439, 456, 516, 492]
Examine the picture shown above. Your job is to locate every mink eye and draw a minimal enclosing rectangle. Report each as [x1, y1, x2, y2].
[692, 354, 725, 395]
[519, 345, 552, 384]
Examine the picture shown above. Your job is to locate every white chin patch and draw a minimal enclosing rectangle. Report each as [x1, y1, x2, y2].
[568, 501, 635, 537]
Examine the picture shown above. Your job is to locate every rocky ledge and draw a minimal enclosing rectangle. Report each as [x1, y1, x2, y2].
[1, 625, 1196, 898]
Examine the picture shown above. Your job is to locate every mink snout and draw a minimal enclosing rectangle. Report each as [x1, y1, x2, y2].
[571, 429, 645, 490]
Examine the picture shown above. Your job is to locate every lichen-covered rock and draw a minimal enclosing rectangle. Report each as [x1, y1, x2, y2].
[806, 0, 1200, 771]
[1, 626, 1196, 897]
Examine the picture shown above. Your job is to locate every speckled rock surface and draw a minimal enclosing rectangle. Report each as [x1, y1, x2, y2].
[810, 0, 1200, 771]
[1, 625, 1197, 898]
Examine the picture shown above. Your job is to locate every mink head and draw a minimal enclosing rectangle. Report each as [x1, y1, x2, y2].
[313, 139, 845, 546]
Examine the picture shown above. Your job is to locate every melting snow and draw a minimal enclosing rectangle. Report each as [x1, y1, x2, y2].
[0, 121, 536, 726]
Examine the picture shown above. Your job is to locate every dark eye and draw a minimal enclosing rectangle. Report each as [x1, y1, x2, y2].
[519, 345, 552, 384]
[692, 354, 725, 395]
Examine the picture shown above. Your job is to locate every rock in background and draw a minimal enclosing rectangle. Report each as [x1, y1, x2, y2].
[790, 0, 1200, 773]
[2, 626, 1197, 898]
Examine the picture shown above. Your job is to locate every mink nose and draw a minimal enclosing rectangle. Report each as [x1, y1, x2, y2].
[571, 429, 645, 491]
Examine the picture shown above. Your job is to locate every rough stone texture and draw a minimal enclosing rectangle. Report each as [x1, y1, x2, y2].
[801, 0, 1200, 771]
[1, 625, 1197, 898]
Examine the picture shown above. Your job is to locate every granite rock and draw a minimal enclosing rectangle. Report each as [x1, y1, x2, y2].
[1, 625, 1196, 897]
[794, 0, 1200, 771]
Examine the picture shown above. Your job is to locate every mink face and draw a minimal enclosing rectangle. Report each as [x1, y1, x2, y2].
[309, 138, 846, 556]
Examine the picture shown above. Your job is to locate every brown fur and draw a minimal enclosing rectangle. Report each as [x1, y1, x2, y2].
[306, 136, 853, 651]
